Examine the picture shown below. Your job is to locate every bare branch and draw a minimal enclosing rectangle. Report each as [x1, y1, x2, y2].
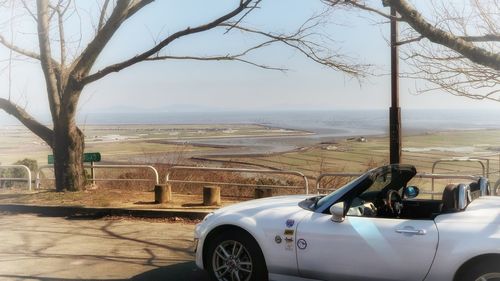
[0, 98, 53, 146]
[389, 0, 500, 71]
[224, 0, 261, 34]
[219, 22, 368, 76]
[80, 0, 254, 86]
[98, 0, 111, 31]
[146, 55, 287, 72]
[36, 0, 61, 119]
[0, 34, 43, 61]
[396, 35, 424, 46]
[334, 0, 500, 100]
[51, 2, 66, 69]
[69, 0, 154, 83]
[323, 0, 402, 20]
[461, 34, 500, 42]
[146, 39, 290, 71]
[20, 0, 37, 21]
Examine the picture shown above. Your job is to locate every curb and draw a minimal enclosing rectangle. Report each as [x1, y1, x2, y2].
[0, 204, 210, 220]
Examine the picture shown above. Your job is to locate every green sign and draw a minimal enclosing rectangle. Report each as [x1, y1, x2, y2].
[48, 152, 101, 164]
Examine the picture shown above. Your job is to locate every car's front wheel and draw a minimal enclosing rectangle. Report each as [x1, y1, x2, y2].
[205, 229, 268, 281]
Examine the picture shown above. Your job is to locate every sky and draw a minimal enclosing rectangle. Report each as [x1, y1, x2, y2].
[0, 0, 498, 125]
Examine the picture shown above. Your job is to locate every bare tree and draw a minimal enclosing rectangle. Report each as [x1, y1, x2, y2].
[323, 0, 500, 101]
[0, 0, 364, 191]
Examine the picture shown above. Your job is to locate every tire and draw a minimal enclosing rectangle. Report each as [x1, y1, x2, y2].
[205, 229, 268, 281]
[456, 258, 500, 281]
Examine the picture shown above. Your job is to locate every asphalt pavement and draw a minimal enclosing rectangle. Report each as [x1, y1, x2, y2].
[0, 213, 209, 281]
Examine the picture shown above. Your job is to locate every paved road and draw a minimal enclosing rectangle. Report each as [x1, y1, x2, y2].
[0, 213, 209, 281]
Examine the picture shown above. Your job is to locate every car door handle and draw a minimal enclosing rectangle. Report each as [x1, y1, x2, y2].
[395, 228, 426, 235]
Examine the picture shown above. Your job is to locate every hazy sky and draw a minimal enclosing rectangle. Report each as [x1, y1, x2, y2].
[0, 0, 498, 124]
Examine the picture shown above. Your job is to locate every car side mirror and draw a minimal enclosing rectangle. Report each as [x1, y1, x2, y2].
[404, 186, 420, 199]
[330, 202, 345, 223]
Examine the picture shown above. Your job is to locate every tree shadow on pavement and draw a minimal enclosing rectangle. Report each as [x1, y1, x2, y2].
[0, 262, 209, 281]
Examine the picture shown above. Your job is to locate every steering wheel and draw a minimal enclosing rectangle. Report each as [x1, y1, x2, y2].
[386, 190, 403, 216]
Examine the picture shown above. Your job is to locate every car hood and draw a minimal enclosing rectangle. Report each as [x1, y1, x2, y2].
[212, 195, 310, 217]
[198, 195, 312, 240]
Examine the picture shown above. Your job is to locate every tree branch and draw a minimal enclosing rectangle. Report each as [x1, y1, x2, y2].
[147, 55, 287, 71]
[69, 0, 154, 81]
[219, 22, 367, 76]
[224, 0, 261, 34]
[36, 0, 61, 120]
[323, 0, 402, 20]
[0, 98, 53, 146]
[388, 0, 500, 71]
[80, 0, 254, 86]
[50, 2, 67, 69]
[98, 0, 111, 31]
[395, 35, 423, 46]
[0, 34, 44, 61]
[461, 34, 500, 42]
[20, 0, 37, 21]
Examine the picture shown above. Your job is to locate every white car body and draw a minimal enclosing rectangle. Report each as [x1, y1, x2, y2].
[194, 165, 500, 281]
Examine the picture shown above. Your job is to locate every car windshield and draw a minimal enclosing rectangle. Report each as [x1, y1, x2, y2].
[313, 174, 368, 210]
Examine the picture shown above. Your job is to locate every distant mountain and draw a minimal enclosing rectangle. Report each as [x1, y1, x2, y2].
[83, 104, 226, 114]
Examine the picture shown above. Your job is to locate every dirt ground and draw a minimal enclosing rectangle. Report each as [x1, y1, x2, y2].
[0, 187, 241, 210]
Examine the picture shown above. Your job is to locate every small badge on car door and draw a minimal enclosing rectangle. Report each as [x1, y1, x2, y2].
[275, 235, 282, 244]
[297, 238, 307, 250]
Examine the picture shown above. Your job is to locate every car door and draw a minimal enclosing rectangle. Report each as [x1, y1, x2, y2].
[295, 213, 438, 281]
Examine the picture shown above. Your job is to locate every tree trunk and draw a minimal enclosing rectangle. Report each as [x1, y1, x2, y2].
[53, 119, 85, 191]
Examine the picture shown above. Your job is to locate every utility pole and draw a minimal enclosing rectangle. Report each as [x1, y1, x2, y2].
[389, 5, 401, 164]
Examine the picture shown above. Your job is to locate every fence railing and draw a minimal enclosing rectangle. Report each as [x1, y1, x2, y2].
[36, 164, 159, 189]
[0, 165, 32, 190]
[166, 166, 310, 194]
[4, 161, 497, 197]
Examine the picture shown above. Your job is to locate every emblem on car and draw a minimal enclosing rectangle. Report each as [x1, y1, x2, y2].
[275, 235, 282, 244]
[286, 219, 295, 228]
[297, 239, 307, 250]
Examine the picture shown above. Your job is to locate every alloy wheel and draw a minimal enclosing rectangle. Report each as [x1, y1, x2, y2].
[475, 273, 500, 281]
[212, 240, 253, 281]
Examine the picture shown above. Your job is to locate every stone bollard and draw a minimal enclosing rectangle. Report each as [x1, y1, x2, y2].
[154, 184, 172, 204]
[255, 187, 273, 199]
[203, 186, 221, 206]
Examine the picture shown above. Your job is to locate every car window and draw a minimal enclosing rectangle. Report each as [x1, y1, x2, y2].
[346, 171, 392, 217]
[365, 172, 392, 194]
[314, 174, 367, 210]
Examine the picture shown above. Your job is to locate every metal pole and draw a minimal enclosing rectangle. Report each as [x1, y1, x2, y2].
[91, 161, 95, 185]
[389, 5, 401, 164]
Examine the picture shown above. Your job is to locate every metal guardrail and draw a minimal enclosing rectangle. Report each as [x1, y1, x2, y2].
[36, 164, 159, 189]
[0, 165, 32, 191]
[166, 166, 310, 194]
[494, 179, 500, 196]
[432, 158, 488, 177]
[430, 157, 500, 197]
[316, 172, 479, 196]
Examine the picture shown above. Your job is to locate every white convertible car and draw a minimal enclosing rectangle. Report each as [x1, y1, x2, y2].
[194, 164, 499, 281]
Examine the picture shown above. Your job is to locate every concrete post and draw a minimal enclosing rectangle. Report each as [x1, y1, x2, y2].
[255, 187, 273, 199]
[203, 186, 221, 206]
[154, 184, 172, 204]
